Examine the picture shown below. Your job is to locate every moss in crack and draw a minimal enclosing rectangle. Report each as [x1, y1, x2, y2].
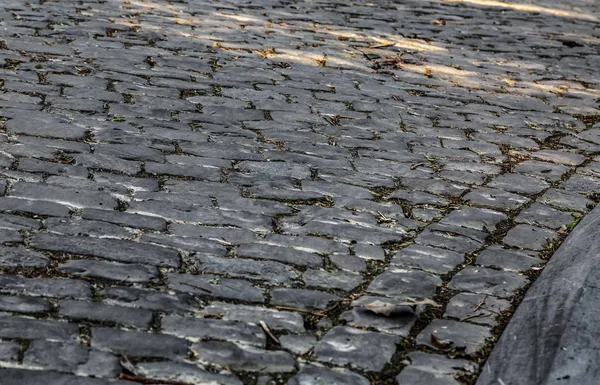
[212, 85, 223, 97]
[485, 219, 514, 244]
[116, 199, 129, 212]
[55, 151, 75, 165]
[574, 113, 600, 128]
[369, 341, 410, 385]
[371, 187, 396, 202]
[122, 93, 134, 104]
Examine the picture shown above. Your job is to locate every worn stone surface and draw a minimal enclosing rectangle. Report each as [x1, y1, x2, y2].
[464, 188, 530, 211]
[445, 293, 511, 327]
[314, 326, 400, 371]
[23, 340, 89, 372]
[288, 366, 370, 385]
[476, 246, 543, 272]
[133, 361, 243, 385]
[202, 302, 305, 332]
[503, 225, 559, 251]
[270, 288, 340, 311]
[396, 352, 477, 385]
[91, 327, 188, 359]
[280, 335, 317, 355]
[192, 341, 296, 373]
[168, 273, 265, 303]
[368, 267, 443, 299]
[162, 315, 266, 346]
[0, 0, 596, 383]
[59, 299, 153, 329]
[515, 203, 577, 230]
[391, 245, 465, 275]
[448, 267, 528, 298]
[440, 206, 508, 233]
[417, 320, 492, 356]
[58, 259, 157, 283]
[340, 296, 417, 336]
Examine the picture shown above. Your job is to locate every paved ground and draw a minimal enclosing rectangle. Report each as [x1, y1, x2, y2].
[0, 0, 598, 384]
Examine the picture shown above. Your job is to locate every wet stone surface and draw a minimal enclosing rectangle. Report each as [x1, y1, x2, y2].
[0, 0, 597, 383]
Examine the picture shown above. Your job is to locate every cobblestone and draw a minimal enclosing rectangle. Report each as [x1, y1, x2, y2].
[0, 0, 596, 383]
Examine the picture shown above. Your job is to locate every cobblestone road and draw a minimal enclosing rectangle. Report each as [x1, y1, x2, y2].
[0, 0, 598, 384]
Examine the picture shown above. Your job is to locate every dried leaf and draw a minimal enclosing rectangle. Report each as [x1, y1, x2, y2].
[360, 298, 438, 317]
[120, 356, 138, 375]
[260, 320, 280, 345]
[368, 42, 395, 49]
[363, 53, 382, 60]
[431, 334, 453, 350]
[557, 224, 568, 235]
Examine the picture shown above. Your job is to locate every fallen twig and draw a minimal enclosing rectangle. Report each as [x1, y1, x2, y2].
[474, 295, 487, 312]
[260, 320, 280, 344]
[274, 306, 326, 316]
[460, 312, 489, 322]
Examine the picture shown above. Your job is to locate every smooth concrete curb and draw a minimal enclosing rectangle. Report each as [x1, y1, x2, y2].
[477, 205, 600, 385]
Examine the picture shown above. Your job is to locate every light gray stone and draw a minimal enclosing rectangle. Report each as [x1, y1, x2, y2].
[314, 326, 400, 371]
[417, 319, 491, 355]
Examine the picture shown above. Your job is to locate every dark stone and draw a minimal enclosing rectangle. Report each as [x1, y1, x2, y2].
[59, 299, 153, 329]
[30, 233, 180, 267]
[487, 173, 549, 195]
[82, 208, 167, 231]
[168, 273, 265, 303]
[103, 286, 200, 313]
[445, 293, 511, 326]
[440, 206, 508, 232]
[58, 259, 157, 283]
[202, 302, 305, 332]
[270, 288, 340, 311]
[132, 361, 242, 385]
[191, 341, 295, 373]
[162, 315, 266, 347]
[0, 246, 49, 269]
[0, 369, 115, 385]
[396, 352, 477, 385]
[448, 266, 528, 298]
[196, 254, 298, 284]
[91, 327, 188, 359]
[0, 341, 19, 363]
[0, 275, 91, 299]
[0, 295, 50, 313]
[502, 225, 558, 250]
[279, 335, 317, 355]
[288, 366, 370, 385]
[303, 269, 364, 291]
[539, 189, 594, 212]
[368, 267, 442, 299]
[340, 296, 417, 336]
[391, 245, 464, 275]
[23, 340, 89, 371]
[75, 351, 121, 378]
[464, 188, 530, 211]
[476, 245, 543, 272]
[515, 203, 577, 230]
[0, 315, 78, 341]
[237, 243, 323, 267]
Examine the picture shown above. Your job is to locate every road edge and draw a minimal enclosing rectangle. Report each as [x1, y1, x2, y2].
[476, 204, 600, 385]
